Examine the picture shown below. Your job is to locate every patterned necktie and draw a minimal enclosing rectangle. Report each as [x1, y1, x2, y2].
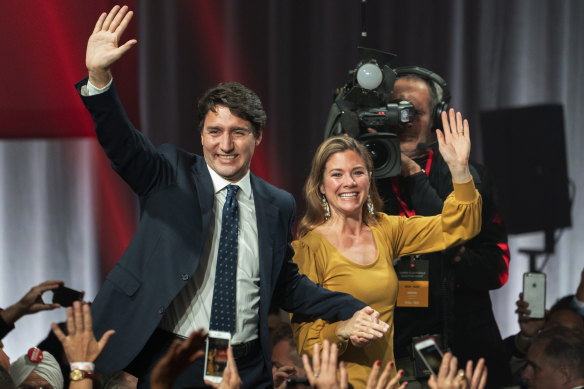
[209, 184, 240, 333]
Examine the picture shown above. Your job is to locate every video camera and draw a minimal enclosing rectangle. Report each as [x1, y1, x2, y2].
[323, 47, 415, 179]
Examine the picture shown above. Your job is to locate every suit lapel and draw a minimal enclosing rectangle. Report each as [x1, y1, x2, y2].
[192, 157, 214, 247]
[251, 175, 278, 296]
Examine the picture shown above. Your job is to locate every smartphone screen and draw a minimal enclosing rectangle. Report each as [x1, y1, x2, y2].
[204, 331, 231, 383]
[415, 338, 443, 376]
[523, 272, 546, 318]
[52, 285, 83, 307]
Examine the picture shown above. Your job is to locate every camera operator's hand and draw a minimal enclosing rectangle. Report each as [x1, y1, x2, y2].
[400, 153, 423, 177]
[0, 280, 63, 325]
[436, 109, 471, 183]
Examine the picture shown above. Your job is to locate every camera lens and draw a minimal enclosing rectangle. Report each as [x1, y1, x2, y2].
[364, 141, 389, 169]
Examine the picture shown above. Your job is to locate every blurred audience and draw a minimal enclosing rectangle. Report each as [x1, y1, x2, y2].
[521, 326, 584, 389]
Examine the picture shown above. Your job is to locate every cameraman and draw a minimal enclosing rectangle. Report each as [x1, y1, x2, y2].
[374, 67, 512, 388]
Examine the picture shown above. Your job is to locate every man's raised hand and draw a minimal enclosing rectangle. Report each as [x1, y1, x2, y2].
[86, 5, 137, 88]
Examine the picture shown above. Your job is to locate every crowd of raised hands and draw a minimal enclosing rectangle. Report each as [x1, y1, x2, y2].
[1, 280, 491, 389]
[298, 340, 486, 389]
[39, 298, 488, 389]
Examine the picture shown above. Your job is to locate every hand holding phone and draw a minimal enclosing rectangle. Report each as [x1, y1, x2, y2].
[414, 337, 443, 377]
[52, 285, 84, 307]
[204, 330, 231, 383]
[522, 272, 546, 319]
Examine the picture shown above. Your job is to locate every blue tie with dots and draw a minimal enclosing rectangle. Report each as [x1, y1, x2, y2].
[209, 184, 239, 333]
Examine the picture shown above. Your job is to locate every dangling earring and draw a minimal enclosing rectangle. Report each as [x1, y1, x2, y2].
[367, 194, 375, 216]
[321, 194, 330, 220]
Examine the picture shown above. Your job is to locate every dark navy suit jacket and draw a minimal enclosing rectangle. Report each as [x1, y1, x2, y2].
[76, 79, 365, 378]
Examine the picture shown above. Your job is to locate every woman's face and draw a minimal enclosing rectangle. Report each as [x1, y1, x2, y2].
[320, 150, 370, 219]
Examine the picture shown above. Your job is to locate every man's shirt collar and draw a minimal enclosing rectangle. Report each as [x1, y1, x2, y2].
[206, 165, 252, 200]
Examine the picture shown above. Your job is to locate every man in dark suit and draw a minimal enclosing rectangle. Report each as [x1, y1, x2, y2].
[78, 6, 385, 388]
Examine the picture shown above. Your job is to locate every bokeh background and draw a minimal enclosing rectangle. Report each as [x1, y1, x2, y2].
[1, 0, 583, 360]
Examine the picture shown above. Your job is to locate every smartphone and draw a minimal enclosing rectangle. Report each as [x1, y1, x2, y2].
[523, 272, 546, 318]
[52, 285, 84, 307]
[286, 378, 310, 388]
[414, 337, 443, 377]
[204, 330, 231, 383]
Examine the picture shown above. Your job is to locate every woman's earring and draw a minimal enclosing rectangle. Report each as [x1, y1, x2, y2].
[367, 194, 375, 216]
[321, 195, 330, 220]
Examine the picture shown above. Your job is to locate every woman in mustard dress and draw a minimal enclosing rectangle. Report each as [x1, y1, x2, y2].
[291, 110, 482, 388]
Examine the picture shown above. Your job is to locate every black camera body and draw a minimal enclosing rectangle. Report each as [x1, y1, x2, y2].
[323, 47, 414, 179]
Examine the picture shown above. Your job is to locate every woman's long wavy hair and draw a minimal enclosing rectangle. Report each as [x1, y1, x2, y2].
[297, 136, 384, 238]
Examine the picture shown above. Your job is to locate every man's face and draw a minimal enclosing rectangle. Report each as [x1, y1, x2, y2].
[390, 77, 434, 158]
[271, 340, 306, 377]
[201, 105, 262, 182]
[522, 340, 565, 389]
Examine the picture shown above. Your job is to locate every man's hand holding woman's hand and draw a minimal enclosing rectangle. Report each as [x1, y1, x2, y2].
[336, 306, 389, 348]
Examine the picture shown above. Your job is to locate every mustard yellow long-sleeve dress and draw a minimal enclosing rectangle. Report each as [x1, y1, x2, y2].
[291, 179, 482, 388]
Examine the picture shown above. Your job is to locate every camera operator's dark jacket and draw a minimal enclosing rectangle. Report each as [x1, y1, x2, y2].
[377, 147, 512, 387]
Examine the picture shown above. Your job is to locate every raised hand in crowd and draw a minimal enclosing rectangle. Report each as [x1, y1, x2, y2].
[150, 329, 207, 389]
[461, 358, 487, 389]
[427, 353, 465, 389]
[428, 353, 487, 389]
[86, 5, 137, 88]
[302, 340, 348, 389]
[514, 292, 546, 353]
[51, 301, 115, 388]
[365, 360, 406, 389]
[1, 280, 64, 331]
[336, 306, 389, 347]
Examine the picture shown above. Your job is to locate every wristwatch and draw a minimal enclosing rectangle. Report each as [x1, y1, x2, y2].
[70, 369, 94, 381]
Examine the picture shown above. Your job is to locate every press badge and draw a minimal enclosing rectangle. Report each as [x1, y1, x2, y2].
[395, 257, 429, 307]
